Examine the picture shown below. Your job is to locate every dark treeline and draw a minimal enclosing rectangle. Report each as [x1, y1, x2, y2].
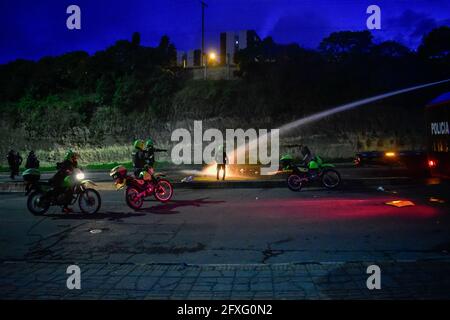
[234, 28, 450, 119]
[0, 27, 449, 151]
[0, 33, 179, 117]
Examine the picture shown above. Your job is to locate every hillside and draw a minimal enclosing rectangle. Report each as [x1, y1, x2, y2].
[1, 28, 449, 165]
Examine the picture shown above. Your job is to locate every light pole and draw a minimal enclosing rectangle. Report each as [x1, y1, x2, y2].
[201, 1, 208, 79]
[227, 53, 230, 80]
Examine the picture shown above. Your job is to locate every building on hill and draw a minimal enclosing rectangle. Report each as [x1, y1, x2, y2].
[187, 49, 202, 67]
[177, 30, 260, 80]
[220, 30, 260, 66]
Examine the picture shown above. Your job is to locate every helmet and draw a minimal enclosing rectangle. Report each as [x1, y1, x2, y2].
[145, 138, 154, 149]
[134, 139, 145, 150]
[64, 150, 79, 162]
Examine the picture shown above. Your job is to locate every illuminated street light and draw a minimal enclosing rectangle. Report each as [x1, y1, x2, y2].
[209, 52, 217, 62]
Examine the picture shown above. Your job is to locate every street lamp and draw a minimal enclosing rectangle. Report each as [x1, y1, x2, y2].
[205, 51, 217, 80]
[209, 52, 217, 62]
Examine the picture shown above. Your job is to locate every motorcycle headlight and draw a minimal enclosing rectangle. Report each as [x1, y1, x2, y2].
[76, 172, 85, 180]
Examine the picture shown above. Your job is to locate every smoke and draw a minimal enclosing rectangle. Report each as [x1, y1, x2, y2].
[259, 8, 285, 39]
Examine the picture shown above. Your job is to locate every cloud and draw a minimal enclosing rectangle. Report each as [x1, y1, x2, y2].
[268, 11, 333, 48]
[383, 9, 450, 49]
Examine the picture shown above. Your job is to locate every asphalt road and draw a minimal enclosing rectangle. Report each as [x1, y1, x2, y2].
[0, 164, 423, 183]
[1, 182, 450, 299]
[1, 183, 449, 265]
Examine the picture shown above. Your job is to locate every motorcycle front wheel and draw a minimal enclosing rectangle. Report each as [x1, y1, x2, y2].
[78, 188, 101, 214]
[125, 187, 144, 210]
[287, 174, 303, 192]
[27, 191, 50, 215]
[154, 179, 173, 202]
[322, 169, 341, 189]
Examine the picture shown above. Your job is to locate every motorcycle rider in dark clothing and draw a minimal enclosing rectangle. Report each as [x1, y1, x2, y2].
[25, 151, 40, 169]
[300, 145, 314, 165]
[50, 150, 79, 213]
[144, 138, 167, 168]
[132, 139, 146, 177]
[299, 145, 318, 179]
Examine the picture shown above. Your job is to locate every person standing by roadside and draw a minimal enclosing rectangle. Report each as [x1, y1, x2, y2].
[25, 151, 40, 169]
[15, 152, 23, 178]
[216, 145, 228, 181]
[6, 150, 16, 179]
[6, 150, 22, 180]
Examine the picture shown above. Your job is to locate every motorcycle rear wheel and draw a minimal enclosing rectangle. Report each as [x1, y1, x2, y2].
[27, 191, 50, 215]
[287, 174, 303, 192]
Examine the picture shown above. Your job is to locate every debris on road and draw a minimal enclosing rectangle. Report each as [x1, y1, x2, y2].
[181, 176, 194, 183]
[429, 197, 445, 203]
[385, 200, 415, 207]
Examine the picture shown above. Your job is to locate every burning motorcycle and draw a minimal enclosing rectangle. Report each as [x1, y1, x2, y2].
[280, 154, 341, 191]
[23, 168, 101, 215]
[109, 165, 173, 210]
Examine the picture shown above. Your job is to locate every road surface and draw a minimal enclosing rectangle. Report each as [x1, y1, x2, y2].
[1, 182, 449, 299]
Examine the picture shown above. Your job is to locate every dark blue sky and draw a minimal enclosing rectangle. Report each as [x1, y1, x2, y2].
[0, 0, 449, 64]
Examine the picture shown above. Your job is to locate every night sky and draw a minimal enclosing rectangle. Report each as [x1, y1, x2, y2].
[0, 0, 449, 64]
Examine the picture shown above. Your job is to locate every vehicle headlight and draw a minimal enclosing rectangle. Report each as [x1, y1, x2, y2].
[76, 172, 85, 180]
[385, 152, 396, 157]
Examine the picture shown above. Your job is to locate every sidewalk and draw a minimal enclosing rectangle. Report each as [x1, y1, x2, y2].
[1, 260, 449, 299]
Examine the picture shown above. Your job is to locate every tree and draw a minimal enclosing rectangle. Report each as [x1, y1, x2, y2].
[418, 26, 450, 59]
[158, 35, 177, 66]
[96, 74, 115, 105]
[319, 30, 374, 61]
[132, 32, 141, 47]
[112, 75, 145, 112]
[371, 41, 411, 58]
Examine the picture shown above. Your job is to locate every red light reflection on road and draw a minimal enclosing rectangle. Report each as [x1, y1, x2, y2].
[246, 197, 439, 220]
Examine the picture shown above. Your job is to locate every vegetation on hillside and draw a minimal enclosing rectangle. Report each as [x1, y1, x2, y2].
[0, 27, 449, 162]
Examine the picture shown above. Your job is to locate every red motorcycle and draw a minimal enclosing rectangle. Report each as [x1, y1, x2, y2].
[110, 166, 173, 210]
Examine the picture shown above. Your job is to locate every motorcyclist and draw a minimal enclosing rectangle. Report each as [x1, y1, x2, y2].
[25, 151, 40, 169]
[132, 139, 146, 177]
[144, 138, 167, 168]
[50, 150, 79, 213]
[300, 145, 314, 165]
[137, 138, 167, 181]
[299, 145, 318, 179]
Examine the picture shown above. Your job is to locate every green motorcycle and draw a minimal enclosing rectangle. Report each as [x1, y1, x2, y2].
[280, 154, 342, 191]
[24, 168, 101, 215]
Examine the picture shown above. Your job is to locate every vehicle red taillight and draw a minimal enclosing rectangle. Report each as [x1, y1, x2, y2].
[428, 160, 437, 168]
